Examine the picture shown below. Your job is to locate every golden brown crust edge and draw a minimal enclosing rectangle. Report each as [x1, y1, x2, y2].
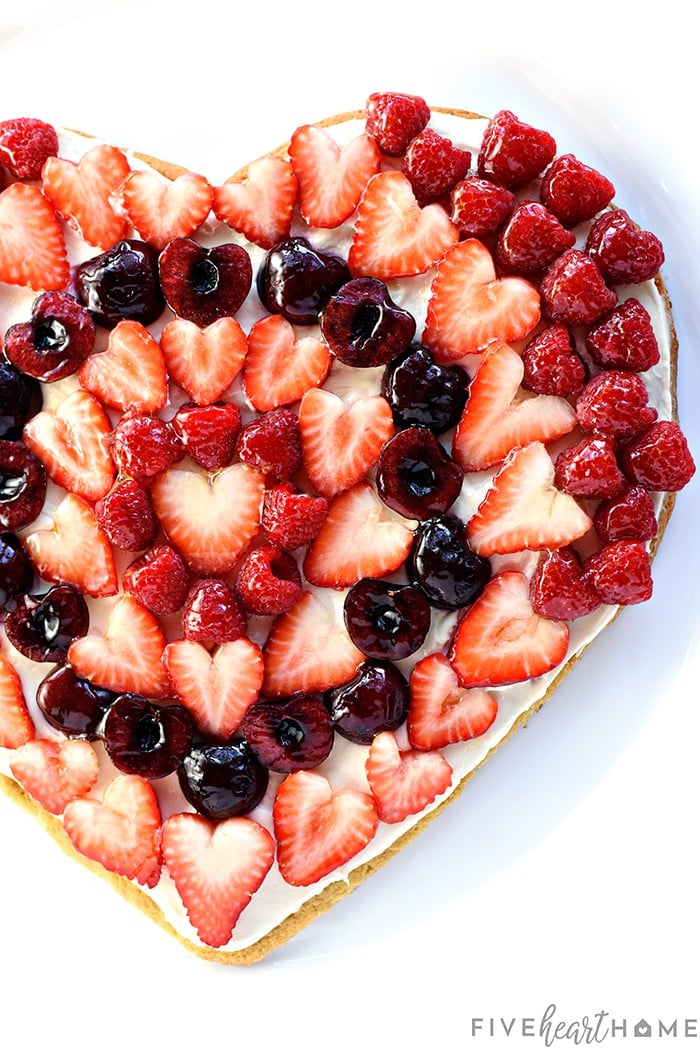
[1, 109, 680, 966]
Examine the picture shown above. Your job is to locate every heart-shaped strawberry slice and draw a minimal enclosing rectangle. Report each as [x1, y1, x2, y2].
[121, 169, 213, 251]
[0, 653, 35, 750]
[10, 738, 99, 815]
[243, 314, 331, 412]
[79, 320, 168, 413]
[42, 143, 130, 251]
[365, 731, 452, 824]
[407, 653, 498, 750]
[160, 316, 247, 405]
[289, 124, 381, 229]
[0, 183, 69, 291]
[24, 492, 118, 598]
[214, 155, 298, 249]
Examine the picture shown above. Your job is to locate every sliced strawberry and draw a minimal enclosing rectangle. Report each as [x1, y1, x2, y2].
[299, 387, 394, 498]
[273, 770, 378, 887]
[121, 168, 213, 251]
[348, 170, 458, 281]
[0, 183, 69, 291]
[161, 813, 275, 948]
[160, 316, 247, 406]
[365, 731, 452, 824]
[78, 320, 168, 413]
[467, 442, 592, 557]
[243, 315, 331, 412]
[68, 593, 169, 698]
[423, 239, 541, 361]
[304, 482, 414, 588]
[10, 738, 99, 816]
[23, 388, 114, 503]
[213, 155, 298, 249]
[288, 123, 381, 228]
[23, 492, 118, 598]
[451, 340, 577, 472]
[151, 463, 264, 575]
[164, 637, 263, 739]
[63, 773, 162, 888]
[263, 590, 363, 696]
[42, 143, 130, 251]
[407, 653, 498, 751]
[450, 570, 570, 688]
[0, 653, 35, 749]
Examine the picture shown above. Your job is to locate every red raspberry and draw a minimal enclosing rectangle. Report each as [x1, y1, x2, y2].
[540, 154, 615, 228]
[586, 209, 664, 285]
[530, 546, 602, 620]
[364, 92, 431, 156]
[235, 407, 301, 480]
[403, 129, 471, 204]
[521, 324, 586, 396]
[171, 402, 241, 471]
[107, 413, 185, 480]
[261, 482, 328, 550]
[477, 109, 556, 189]
[122, 544, 189, 615]
[95, 478, 157, 551]
[584, 540, 653, 605]
[619, 420, 696, 492]
[554, 434, 625, 499]
[450, 177, 515, 239]
[234, 545, 302, 616]
[576, 371, 657, 439]
[182, 578, 247, 646]
[0, 117, 58, 179]
[585, 298, 660, 372]
[594, 486, 658, 543]
[539, 248, 618, 326]
[495, 200, 575, 275]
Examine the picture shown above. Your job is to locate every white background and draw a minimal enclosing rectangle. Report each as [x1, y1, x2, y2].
[1, 2, 699, 1046]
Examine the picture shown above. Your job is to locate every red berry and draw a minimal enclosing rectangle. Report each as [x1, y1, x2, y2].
[576, 370, 657, 438]
[236, 407, 301, 480]
[122, 544, 189, 616]
[450, 177, 515, 239]
[521, 323, 586, 396]
[171, 402, 241, 471]
[619, 420, 696, 491]
[495, 200, 575, 275]
[234, 545, 303, 616]
[261, 482, 328, 550]
[107, 413, 185, 480]
[0, 117, 58, 180]
[594, 486, 658, 543]
[586, 209, 664, 285]
[540, 154, 615, 228]
[158, 237, 252, 326]
[585, 298, 660, 372]
[95, 478, 157, 551]
[402, 128, 471, 204]
[584, 540, 653, 605]
[182, 578, 247, 646]
[530, 546, 602, 620]
[540, 248, 618, 325]
[364, 92, 431, 156]
[477, 110, 556, 189]
[555, 434, 625, 499]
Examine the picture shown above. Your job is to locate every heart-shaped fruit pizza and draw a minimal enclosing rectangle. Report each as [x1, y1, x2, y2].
[0, 98, 693, 963]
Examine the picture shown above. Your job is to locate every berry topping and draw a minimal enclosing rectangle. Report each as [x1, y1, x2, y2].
[539, 248, 618, 325]
[182, 579, 247, 647]
[451, 570, 570, 687]
[0, 117, 58, 179]
[75, 239, 165, 329]
[594, 485, 658, 543]
[288, 124, 381, 228]
[530, 547, 602, 621]
[0, 359, 42, 440]
[320, 276, 416, 367]
[213, 155, 298, 249]
[171, 402, 241, 472]
[348, 170, 458, 280]
[0, 183, 69, 291]
[79, 319, 168, 414]
[103, 694, 193, 779]
[36, 662, 117, 739]
[495, 200, 576, 275]
[521, 324, 586, 397]
[160, 315, 247, 406]
[121, 169, 213, 251]
[273, 770, 378, 887]
[256, 237, 349, 326]
[0, 532, 33, 611]
[177, 739, 269, 820]
[235, 407, 301, 480]
[423, 239, 541, 361]
[10, 738, 99, 816]
[0, 653, 34, 749]
[242, 692, 334, 772]
[586, 209, 664, 285]
[376, 426, 463, 520]
[94, 478, 157, 552]
[584, 540, 653, 605]
[158, 237, 252, 326]
[408, 515, 491, 610]
[106, 412, 184, 480]
[5, 584, 89, 663]
[576, 370, 657, 438]
[0, 440, 47, 531]
[554, 434, 626, 500]
[4, 291, 95, 382]
[122, 544, 189, 616]
[42, 143, 130, 250]
[365, 731, 452, 824]
[23, 493, 117, 598]
[619, 420, 696, 491]
[343, 578, 431, 660]
[261, 483, 328, 551]
[585, 298, 660, 372]
[234, 545, 303, 616]
[381, 344, 469, 435]
[364, 92, 431, 156]
[477, 110, 556, 189]
[540, 154, 615, 227]
[326, 659, 409, 744]
[403, 128, 471, 204]
[407, 653, 498, 751]
[243, 314, 331, 412]
[450, 177, 516, 240]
